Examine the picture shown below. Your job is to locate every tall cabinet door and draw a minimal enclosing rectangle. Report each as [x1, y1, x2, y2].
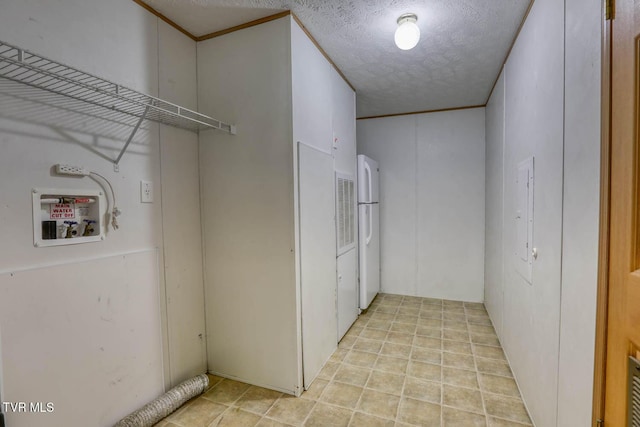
[297, 142, 337, 389]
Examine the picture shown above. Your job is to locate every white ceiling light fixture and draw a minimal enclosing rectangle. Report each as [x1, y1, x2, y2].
[394, 13, 420, 50]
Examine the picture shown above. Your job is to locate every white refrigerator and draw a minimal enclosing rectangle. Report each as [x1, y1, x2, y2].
[358, 155, 380, 309]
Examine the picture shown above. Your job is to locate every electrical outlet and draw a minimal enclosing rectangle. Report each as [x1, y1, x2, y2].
[55, 164, 89, 176]
[140, 181, 153, 203]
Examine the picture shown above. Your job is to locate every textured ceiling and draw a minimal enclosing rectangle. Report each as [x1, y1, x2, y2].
[143, 0, 530, 118]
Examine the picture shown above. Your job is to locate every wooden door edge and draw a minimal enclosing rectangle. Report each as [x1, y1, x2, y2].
[592, 4, 613, 426]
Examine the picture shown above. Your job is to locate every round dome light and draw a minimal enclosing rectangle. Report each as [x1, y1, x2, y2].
[394, 13, 420, 50]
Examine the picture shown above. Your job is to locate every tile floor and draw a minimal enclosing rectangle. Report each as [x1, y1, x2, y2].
[155, 293, 533, 427]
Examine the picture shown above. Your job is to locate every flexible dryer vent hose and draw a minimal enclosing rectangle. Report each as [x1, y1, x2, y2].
[114, 373, 209, 427]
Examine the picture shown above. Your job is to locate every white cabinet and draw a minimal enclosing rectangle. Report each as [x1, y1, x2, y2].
[198, 15, 356, 395]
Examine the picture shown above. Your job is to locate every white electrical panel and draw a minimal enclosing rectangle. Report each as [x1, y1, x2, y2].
[515, 157, 534, 284]
[32, 188, 105, 247]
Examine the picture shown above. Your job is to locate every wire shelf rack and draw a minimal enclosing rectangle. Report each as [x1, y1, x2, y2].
[0, 40, 235, 166]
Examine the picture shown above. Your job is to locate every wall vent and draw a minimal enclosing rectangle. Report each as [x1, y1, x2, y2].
[629, 356, 640, 427]
[336, 174, 355, 254]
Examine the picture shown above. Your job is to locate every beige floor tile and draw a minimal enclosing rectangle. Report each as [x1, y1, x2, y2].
[483, 394, 531, 424]
[301, 378, 328, 401]
[265, 396, 316, 425]
[386, 331, 414, 345]
[442, 366, 479, 389]
[443, 320, 468, 331]
[471, 334, 502, 347]
[344, 350, 378, 368]
[478, 374, 520, 398]
[467, 315, 493, 326]
[411, 347, 442, 364]
[443, 352, 476, 370]
[370, 308, 397, 321]
[422, 297, 443, 306]
[407, 360, 441, 381]
[376, 305, 399, 314]
[397, 397, 441, 426]
[464, 302, 485, 308]
[366, 370, 406, 395]
[474, 345, 506, 360]
[443, 312, 467, 321]
[360, 328, 388, 341]
[443, 300, 464, 307]
[329, 348, 350, 363]
[420, 304, 444, 318]
[207, 374, 225, 390]
[395, 314, 419, 324]
[466, 307, 489, 316]
[403, 377, 441, 404]
[443, 384, 484, 414]
[235, 386, 282, 415]
[165, 296, 532, 427]
[419, 310, 443, 320]
[356, 389, 400, 420]
[444, 329, 471, 342]
[413, 336, 442, 350]
[334, 364, 372, 387]
[380, 342, 412, 359]
[320, 382, 363, 409]
[317, 362, 340, 380]
[367, 320, 393, 331]
[168, 398, 228, 426]
[338, 335, 357, 349]
[204, 380, 252, 405]
[390, 322, 417, 334]
[418, 318, 443, 329]
[475, 357, 513, 378]
[214, 407, 262, 426]
[487, 416, 532, 426]
[348, 411, 395, 427]
[353, 338, 383, 354]
[304, 402, 352, 427]
[255, 418, 295, 427]
[374, 355, 409, 374]
[397, 306, 420, 316]
[442, 406, 487, 426]
[468, 324, 497, 336]
[443, 340, 472, 355]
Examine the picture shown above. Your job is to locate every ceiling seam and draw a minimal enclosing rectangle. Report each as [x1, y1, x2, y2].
[131, 0, 197, 41]
[129, 2, 356, 95]
[196, 11, 292, 41]
[485, 0, 536, 105]
[356, 104, 486, 121]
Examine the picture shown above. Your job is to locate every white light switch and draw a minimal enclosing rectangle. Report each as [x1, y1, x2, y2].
[140, 181, 153, 203]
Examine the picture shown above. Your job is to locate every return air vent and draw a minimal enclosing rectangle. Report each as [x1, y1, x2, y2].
[336, 173, 355, 254]
[629, 356, 640, 427]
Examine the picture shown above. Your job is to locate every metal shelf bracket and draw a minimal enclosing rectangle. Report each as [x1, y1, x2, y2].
[114, 105, 150, 171]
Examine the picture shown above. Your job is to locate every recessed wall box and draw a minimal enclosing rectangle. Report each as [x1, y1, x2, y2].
[515, 157, 534, 284]
[32, 188, 105, 247]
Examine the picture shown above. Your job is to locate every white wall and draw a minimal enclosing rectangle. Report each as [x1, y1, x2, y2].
[557, 0, 602, 425]
[484, 70, 505, 338]
[484, 0, 602, 425]
[198, 17, 302, 395]
[158, 21, 207, 386]
[357, 108, 486, 302]
[0, 0, 206, 424]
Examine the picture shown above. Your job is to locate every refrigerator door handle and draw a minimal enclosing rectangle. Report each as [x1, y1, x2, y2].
[366, 204, 373, 245]
[364, 161, 372, 203]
